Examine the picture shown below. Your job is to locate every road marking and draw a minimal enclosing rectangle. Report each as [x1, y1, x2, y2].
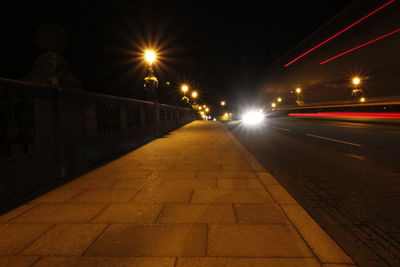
[272, 126, 290, 131]
[306, 134, 363, 147]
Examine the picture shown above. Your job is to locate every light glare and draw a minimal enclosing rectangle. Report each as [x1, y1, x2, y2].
[242, 110, 264, 125]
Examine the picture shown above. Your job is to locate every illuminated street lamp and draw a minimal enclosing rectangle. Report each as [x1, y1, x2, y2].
[181, 84, 190, 104]
[191, 91, 198, 106]
[295, 87, 304, 106]
[351, 76, 364, 102]
[352, 77, 361, 86]
[221, 101, 226, 106]
[205, 107, 210, 112]
[181, 84, 189, 93]
[277, 97, 282, 103]
[143, 50, 158, 102]
[271, 102, 276, 108]
[360, 97, 366, 103]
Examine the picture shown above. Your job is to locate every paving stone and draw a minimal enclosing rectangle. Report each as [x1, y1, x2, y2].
[82, 169, 152, 179]
[136, 164, 174, 171]
[158, 204, 235, 224]
[161, 179, 216, 189]
[0, 204, 36, 223]
[69, 189, 138, 203]
[191, 189, 273, 203]
[112, 179, 159, 189]
[177, 257, 321, 267]
[0, 256, 39, 267]
[12, 204, 106, 223]
[30, 189, 85, 203]
[21, 224, 107, 256]
[267, 184, 298, 204]
[93, 203, 163, 223]
[33, 256, 175, 267]
[282, 204, 354, 264]
[151, 170, 197, 179]
[208, 224, 313, 257]
[322, 264, 358, 267]
[0, 224, 52, 255]
[217, 179, 264, 189]
[197, 170, 257, 179]
[173, 164, 221, 171]
[257, 172, 279, 185]
[234, 204, 290, 224]
[86, 224, 207, 256]
[221, 164, 253, 171]
[63, 178, 119, 189]
[133, 189, 192, 203]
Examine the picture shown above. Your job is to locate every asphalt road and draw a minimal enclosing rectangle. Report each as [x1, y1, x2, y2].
[227, 117, 400, 267]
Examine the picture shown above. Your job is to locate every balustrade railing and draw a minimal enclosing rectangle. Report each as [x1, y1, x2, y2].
[0, 77, 195, 211]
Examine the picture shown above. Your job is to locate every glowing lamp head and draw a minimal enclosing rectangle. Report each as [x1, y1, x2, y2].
[221, 101, 226, 106]
[144, 50, 156, 64]
[181, 84, 189, 93]
[242, 110, 265, 125]
[352, 77, 361, 86]
[360, 97, 366, 103]
[277, 97, 282, 102]
[205, 108, 210, 112]
[271, 103, 276, 108]
[198, 106, 202, 110]
[191, 91, 198, 98]
[295, 88, 302, 94]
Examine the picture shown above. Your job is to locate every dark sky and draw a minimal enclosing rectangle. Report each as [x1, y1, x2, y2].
[2, 0, 351, 106]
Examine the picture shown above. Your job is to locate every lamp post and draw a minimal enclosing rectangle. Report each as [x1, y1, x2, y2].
[143, 50, 158, 102]
[295, 87, 304, 106]
[191, 91, 198, 106]
[181, 84, 190, 104]
[351, 76, 364, 103]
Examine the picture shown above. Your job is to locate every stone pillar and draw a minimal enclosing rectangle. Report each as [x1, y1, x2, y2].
[26, 24, 82, 89]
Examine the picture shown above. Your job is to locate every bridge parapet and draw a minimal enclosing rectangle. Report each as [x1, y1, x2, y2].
[0, 77, 195, 211]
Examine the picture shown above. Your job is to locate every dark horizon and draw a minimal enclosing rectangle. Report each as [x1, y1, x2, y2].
[2, 0, 350, 106]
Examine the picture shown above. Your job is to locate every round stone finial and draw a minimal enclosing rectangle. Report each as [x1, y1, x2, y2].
[34, 24, 68, 52]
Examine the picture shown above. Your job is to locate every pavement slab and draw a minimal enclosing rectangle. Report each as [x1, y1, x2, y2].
[176, 257, 321, 267]
[32, 256, 175, 267]
[85, 224, 207, 257]
[0, 121, 354, 265]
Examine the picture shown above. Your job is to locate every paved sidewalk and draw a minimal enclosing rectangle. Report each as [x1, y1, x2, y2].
[0, 121, 356, 267]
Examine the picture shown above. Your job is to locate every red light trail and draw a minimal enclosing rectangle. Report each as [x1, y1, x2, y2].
[289, 112, 400, 118]
[319, 28, 400, 65]
[284, 0, 395, 67]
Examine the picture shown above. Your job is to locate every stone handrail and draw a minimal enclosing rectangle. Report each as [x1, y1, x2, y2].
[0, 77, 196, 211]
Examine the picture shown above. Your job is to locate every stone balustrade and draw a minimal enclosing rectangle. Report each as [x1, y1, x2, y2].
[0, 77, 196, 211]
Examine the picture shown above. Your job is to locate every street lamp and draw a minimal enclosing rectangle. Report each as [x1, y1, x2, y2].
[351, 76, 364, 102]
[295, 87, 304, 106]
[191, 91, 198, 106]
[352, 77, 361, 86]
[181, 84, 189, 93]
[181, 84, 190, 104]
[221, 101, 226, 106]
[277, 97, 282, 103]
[143, 50, 158, 102]
[271, 102, 276, 108]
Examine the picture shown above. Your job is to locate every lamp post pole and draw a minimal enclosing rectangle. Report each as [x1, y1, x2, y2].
[144, 50, 158, 103]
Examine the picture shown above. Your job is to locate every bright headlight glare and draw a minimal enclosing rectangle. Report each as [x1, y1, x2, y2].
[242, 111, 264, 125]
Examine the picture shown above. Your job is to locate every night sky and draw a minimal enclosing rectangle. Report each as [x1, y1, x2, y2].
[3, 0, 350, 106]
